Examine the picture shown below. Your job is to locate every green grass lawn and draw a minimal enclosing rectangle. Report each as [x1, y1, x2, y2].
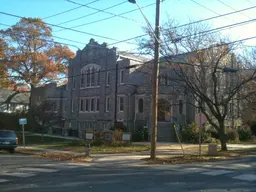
[16, 133, 78, 145]
[35, 142, 150, 154]
[16, 134, 150, 154]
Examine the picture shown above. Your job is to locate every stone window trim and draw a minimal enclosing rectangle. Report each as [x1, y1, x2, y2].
[71, 99, 75, 113]
[80, 64, 101, 89]
[106, 71, 110, 86]
[120, 69, 124, 85]
[119, 96, 124, 112]
[105, 96, 110, 112]
[79, 97, 99, 113]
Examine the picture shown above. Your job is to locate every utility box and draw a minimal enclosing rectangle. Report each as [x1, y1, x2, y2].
[208, 143, 218, 156]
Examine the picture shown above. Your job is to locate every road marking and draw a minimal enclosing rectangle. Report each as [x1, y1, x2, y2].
[38, 164, 78, 169]
[231, 163, 252, 168]
[183, 167, 209, 172]
[18, 167, 59, 173]
[202, 170, 234, 176]
[233, 174, 256, 182]
[0, 172, 35, 177]
[0, 179, 9, 183]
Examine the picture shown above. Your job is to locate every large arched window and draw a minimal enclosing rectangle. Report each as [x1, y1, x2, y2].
[81, 64, 101, 88]
[91, 68, 95, 86]
[86, 68, 90, 87]
[138, 98, 144, 113]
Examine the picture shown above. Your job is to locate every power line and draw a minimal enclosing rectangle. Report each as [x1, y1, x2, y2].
[190, 0, 233, 22]
[0, 11, 127, 43]
[0, 22, 87, 46]
[108, 4, 256, 46]
[43, 0, 100, 20]
[56, 1, 128, 26]
[54, 35, 256, 81]
[216, 0, 252, 19]
[66, 0, 144, 24]
[2, 3, 256, 48]
[54, 2, 156, 32]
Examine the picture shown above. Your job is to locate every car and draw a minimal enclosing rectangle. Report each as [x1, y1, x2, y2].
[0, 130, 18, 153]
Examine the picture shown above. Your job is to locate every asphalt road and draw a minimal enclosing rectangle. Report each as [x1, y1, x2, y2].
[0, 152, 255, 192]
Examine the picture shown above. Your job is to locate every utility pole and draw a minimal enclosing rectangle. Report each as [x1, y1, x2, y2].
[128, 0, 161, 160]
[150, 0, 161, 160]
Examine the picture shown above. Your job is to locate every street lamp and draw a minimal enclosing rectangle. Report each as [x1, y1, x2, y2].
[128, 0, 161, 160]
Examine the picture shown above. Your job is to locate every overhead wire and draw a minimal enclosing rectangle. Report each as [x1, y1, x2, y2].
[2, 3, 256, 47]
[190, 0, 233, 22]
[66, 0, 144, 25]
[216, 0, 252, 19]
[0, 11, 136, 44]
[43, 0, 100, 20]
[56, 1, 128, 26]
[54, 2, 156, 32]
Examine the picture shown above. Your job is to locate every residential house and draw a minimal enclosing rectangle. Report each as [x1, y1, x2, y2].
[0, 89, 29, 113]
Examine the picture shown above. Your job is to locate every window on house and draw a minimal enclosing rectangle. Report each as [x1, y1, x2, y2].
[119, 97, 124, 112]
[80, 73, 84, 88]
[72, 77, 76, 89]
[91, 98, 95, 111]
[86, 69, 90, 87]
[120, 70, 124, 84]
[71, 99, 74, 112]
[96, 98, 100, 111]
[85, 98, 90, 112]
[97, 69, 100, 86]
[106, 71, 110, 86]
[106, 97, 110, 112]
[80, 98, 84, 111]
[179, 100, 183, 114]
[138, 98, 144, 113]
[91, 68, 95, 86]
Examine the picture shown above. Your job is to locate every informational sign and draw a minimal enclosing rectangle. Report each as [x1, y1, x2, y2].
[85, 132, 94, 140]
[19, 118, 27, 125]
[122, 133, 131, 141]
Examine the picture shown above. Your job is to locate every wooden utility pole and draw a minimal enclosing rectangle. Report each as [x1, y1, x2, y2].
[150, 0, 161, 160]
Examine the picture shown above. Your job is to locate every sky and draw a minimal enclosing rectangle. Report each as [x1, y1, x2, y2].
[1, 0, 256, 54]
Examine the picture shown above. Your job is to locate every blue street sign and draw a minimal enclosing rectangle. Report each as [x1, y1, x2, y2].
[19, 118, 27, 125]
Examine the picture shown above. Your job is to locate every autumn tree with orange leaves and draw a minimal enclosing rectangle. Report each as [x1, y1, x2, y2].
[0, 18, 75, 106]
[0, 38, 10, 88]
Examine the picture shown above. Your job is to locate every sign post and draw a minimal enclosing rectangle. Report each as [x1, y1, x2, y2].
[19, 118, 27, 148]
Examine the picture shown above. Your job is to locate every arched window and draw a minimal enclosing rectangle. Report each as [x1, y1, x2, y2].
[138, 98, 144, 113]
[86, 68, 90, 87]
[96, 69, 100, 86]
[91, 68, 95, 86]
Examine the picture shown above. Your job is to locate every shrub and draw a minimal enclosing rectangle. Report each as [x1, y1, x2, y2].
[226, 127, 239, 142]
[182, 122, 211, 144]
[238, 126, 252, 141]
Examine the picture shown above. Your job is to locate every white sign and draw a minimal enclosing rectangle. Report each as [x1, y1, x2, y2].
[85, 133, 93, 140]
[122, 133, 131, 141]
[19, 118, 27, 125]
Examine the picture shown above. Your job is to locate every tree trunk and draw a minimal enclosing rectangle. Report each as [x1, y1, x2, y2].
[218, 120, 228, 151]
[29, 84, 34, 109]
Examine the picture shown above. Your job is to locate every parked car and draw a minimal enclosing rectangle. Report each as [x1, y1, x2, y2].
[0, 130, 18, 153]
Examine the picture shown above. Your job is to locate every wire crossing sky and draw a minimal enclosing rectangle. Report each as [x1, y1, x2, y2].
[1, 0, 256, 53]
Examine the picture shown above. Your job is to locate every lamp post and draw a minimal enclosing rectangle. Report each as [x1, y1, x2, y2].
[128, 0, 161, 160]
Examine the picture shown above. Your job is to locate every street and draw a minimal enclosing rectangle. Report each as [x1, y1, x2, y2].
[0, 153, 255, 192]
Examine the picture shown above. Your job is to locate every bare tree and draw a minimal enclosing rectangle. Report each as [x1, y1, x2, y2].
[139, 21, 256, 151]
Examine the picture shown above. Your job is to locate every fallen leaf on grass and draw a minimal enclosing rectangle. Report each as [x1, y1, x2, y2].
[34, 152, 92, 162]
